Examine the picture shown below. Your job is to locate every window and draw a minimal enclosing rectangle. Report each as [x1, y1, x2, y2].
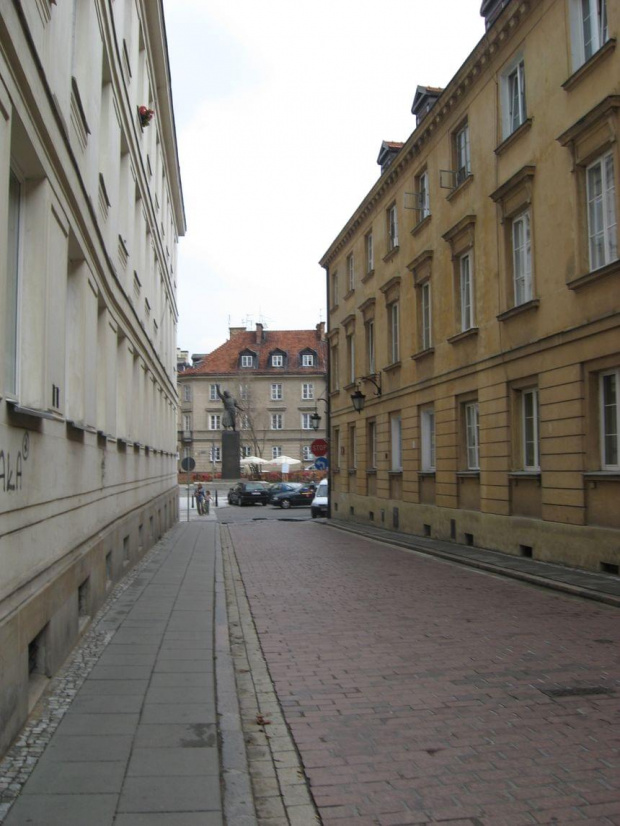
[209, 414, 221, 430]
[183, 384, 192, 402]
[302, 353, 314, 367]
[241, 354, 253, 368]
[330, 344, 339, 392]
[390, 414, 402, 472]
[600, 369, 619, 469]
[522, 388, 540, 470]
[454, 122, 471, 186]
[302, 445, 313, 461]
[367, 420, 377, 469]
[465, 402, 480, 470]
[389, 302, 400, 364]
[348, 424, 357, 469]
[387, 203, 399, 251]
[239, 384, 249, 400]
[366, 320, 375, 374]
[302, 383, 314, 400]
[272, 445, 282, 459]
[459, 252, 475, 331]
[416, 169, 430, 220]
[270, 383, 283, 401]
[183, 414, 191, 432]
[503, 58, 526, 137]
[241, 445, 251, 458]
[301, 413, 313, 430]
[421, 408, 436, 472]
[571, 0, 609, 69]
[512, 210, 533, 305]
[331, 271, 339, 307]
[5, 169, 21, 397]
[209, 383, 218, 401]
[587, 151, 617, 270]
[241, 414, 250, 430]
[271, 354, 284, 367]
[347, 253, 355, 292]
[346, 332, 355, 385]
[271, 413, 283, 430]
[421, 282, 432, 350]
[365, 230, 374, 274]
[209, 445, 221, 462]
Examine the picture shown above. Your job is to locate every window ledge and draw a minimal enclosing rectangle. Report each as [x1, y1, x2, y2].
[343, 381, 356, 391]
[329, 303, 339, 313]
[567, 258, 620, 290]
[418, 471, 436, 478]
[388, 470, 403, 477]
[361, 269, 375, 283]
[457, 470, 480, 478]
[411, 346, 435, 361]
[67, 420, 97, 434]
[563, 39, 616, 92]
[343, 289, 355, 300]
[497, 298, 540, 322]
[584, 471, 620, 483]
[382, 245, 400, 264]
[7, 401, 58, 422]
[447, 327, 479, 345]
[446, 174, 474, 201]
[348, 468, 357, 475]
[410, 214, 431, 236]
[383, 360, 402, 373]
[508, 471, 541, 480]
[366, 468, 377, 476]
[495, 118, 533, 156]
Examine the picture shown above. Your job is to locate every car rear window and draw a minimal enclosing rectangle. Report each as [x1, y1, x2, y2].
[245, 483, 265, 490]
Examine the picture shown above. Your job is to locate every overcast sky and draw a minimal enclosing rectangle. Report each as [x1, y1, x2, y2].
[163, 0, 486, 356]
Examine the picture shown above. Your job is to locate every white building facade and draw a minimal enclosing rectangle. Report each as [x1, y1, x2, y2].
[0, 0, 185, 755]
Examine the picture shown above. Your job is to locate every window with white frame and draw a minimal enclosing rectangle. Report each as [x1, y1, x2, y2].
[5, 169, 21, 397]
[366, 319, 375, 374]
[464, 402, 480, 470]
[367, 420, 377, 469]
[417, 168, 430, 219]
[348, 424, 357, 469]
[390, 414, 402, 471]
[302, 445, 313, 461]
[421, 407, 436, 472]
[271, 354, 284, 367]
[241, 354, 254, 368]
[209, 414, 221, 430]
[421, 281, 432, 350]
[502, 58, 526, 138]
[455, 121, 471, 186]
[365, 230, 374, 273]
[241, 414, 250, 430]
[272, 445, 282, 459]
[330, 344, 339, 392]
[512, 210, 533, 305]
[346, 332, 355, 385]
[389, 302, 400, 363]
[571, 0, 609, 70]
[587, 151, 617, 270]
[347, 253, 355, 292]
[270, 383, 283, 401]
[209, 383, 218, 401]
[239, 383, 248, 400]
[209, 445, 221, 462]
[302, 382, 314, 400]
[183, 414, 191, 432]
[331, 271, 339, 307]
[387, 203, 399, 251]
[302, 353, 314, 367]
[600, 369, 619, 469]
[522, 388, 540, 471]
[459, 252, 475, 331]
[183, 384, 192, 402]
[301, 413, 313, 430]
[271, 413, 283, 430]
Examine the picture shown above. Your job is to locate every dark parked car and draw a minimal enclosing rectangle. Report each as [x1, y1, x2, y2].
[228, 482, 270, 506]
[270, 484, 316, 509]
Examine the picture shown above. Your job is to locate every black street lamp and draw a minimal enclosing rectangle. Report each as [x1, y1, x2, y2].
[350, 373, 382, 413]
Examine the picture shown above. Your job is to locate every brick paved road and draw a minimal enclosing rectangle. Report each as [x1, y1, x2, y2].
[228, 520, 620, 826]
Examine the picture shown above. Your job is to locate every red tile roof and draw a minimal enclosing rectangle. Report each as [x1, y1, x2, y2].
[182, 328, 327, 376]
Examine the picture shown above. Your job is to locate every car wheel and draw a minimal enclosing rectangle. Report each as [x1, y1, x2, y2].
[262, 501, 268, 506]
[311, 510, 317, 518]
[280, 499, 291, 509]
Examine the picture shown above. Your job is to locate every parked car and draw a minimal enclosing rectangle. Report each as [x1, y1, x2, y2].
[267, 482, 301, 497]
[311, 479, 328, 518]
[270, 484, 315, 509]
[228, 482, 270, 506]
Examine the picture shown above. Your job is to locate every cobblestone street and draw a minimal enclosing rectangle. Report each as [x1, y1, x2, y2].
[228, 519, 620, 826]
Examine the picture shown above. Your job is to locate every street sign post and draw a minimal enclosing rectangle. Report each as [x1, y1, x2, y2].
[314, 457, 329, 471]
[180, 457, 196, 521]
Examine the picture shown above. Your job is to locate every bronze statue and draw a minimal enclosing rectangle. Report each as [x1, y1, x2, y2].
[216, 385, 242, 431]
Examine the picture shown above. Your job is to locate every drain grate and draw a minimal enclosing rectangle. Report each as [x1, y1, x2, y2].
[540, 685, 615, 699]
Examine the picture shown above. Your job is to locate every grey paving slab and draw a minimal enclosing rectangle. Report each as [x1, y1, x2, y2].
[21, 760, 126, 794]
[139, 702, 215, 725]
[133, 723, 217, 749]
[114, 814, 222, 826]
[153, 659, 212, 673]
[95, 653, 157, 667]
[149, 671, 214, 688]
[3, 794, 118, 826]
[69, 694, 144, 714]
[77, 679, 149, 696]
[58, 712, 140, 736]
[45, 734, 134, 762]
[155, 647, 213, 660]
[144, 685, 213, 705]
[118, 775, 221, 813]
[88, 665, 154, 680]
[127, 746, 219, 776]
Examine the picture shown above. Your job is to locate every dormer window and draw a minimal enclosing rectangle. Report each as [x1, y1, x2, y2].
[269, 349, 287, 368]
[300, 349, 317, 367]
[239, 350, 257, 368]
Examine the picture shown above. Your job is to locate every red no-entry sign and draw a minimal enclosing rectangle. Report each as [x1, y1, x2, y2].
[311, 438, 329, 457]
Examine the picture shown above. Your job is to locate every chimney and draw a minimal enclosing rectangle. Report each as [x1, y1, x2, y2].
[316, 321, 326, 340]
[229, 326, 246, 338]
[255, 322, 264, 344]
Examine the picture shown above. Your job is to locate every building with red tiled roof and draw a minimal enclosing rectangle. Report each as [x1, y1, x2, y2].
[178, 323, 328, 477]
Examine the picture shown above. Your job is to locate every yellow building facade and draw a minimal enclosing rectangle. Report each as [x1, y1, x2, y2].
[320, 0, 619, 573]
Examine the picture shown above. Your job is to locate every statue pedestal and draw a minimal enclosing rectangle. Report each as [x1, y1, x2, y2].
[221, 431, 241, 480]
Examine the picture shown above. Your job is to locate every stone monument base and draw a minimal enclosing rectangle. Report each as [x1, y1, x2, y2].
[221, 431, 241, 480]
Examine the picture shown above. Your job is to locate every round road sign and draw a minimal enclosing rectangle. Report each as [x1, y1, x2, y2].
[180, 456, 196, 471]
[311, 438, 328, 457]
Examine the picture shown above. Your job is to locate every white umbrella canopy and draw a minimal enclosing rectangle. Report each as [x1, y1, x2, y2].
[269, 455, 301, 466]
[240, 456, 268, 465]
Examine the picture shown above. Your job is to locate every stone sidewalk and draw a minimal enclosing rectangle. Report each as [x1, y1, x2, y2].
[228, 518, 620, 826]
[0, 519, 254, 826]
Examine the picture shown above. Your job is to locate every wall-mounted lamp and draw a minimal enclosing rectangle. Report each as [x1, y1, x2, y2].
[350, 373, 382, 413]
[309, 395, 329, 430]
